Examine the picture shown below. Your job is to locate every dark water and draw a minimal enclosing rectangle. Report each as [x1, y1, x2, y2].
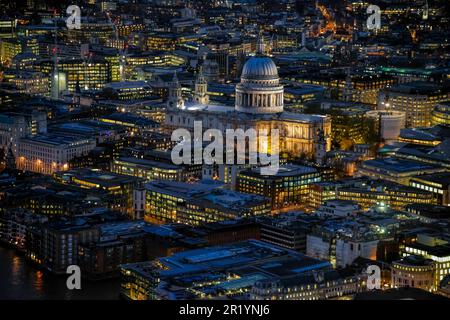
[0, 246, 120, 300]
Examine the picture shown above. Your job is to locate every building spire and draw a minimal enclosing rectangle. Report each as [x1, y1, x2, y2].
[172, 71, 179, 84]
[194, 66, 209, 105]
[168, 71, 184, 110]
[6, 145, 15, 170]
[256, 35, 265, 55]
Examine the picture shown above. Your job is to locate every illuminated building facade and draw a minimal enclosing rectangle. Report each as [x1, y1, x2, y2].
[258, 212, 319, 252]
[236, 164, 321, 209]
[146, 33, 200, 51]
[391, 256, 435, 292]
[296, 74, 396, 105]
[432, 102, 450, 126]
[4, 70, 49, 96]
[0, 38, 22, 65]
[328, 105, 370, 148]
[410, 173, 450, 206]
[53, 169, 142, 217]
[307, 232, 378, 268]
[144, 180, 271, 225]
[397, 128, 442, 147]
[111, 157, 192, 182]
[99, 113, 159, 133]
[250, 270, 366, 300]
[358, 157, 446, 186]
[366, 110, 406, 142]
[309, 182, 337, 209]
[16, 135, 96, 175]
[0, 18, 16, 39]
[345, 75, 397, 106]
[120, 240, 331, 300]
[37, 58, 110, 92]
[337, 180, 436, 210]
[379, 82, 450, 128]
[103, 81, 153, 100]
[400, 233, 450, 291]
[0, 111, 47, 155]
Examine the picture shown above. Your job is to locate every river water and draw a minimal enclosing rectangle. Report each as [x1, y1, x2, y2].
[0, 246, 120, 300]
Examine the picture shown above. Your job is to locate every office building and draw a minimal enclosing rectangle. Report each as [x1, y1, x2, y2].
[400, 233, 450, 291]
[237, 164, 321, 209]
[120, 240, 332, 300]
[250, 269, 366, 300]
[16, 135, 96, 175]
[378, 82, 450, 128]
[358, 157, 446, 186]
[432, 102, 450, 126]
[410, 172, 450, 206]
[111, 157, 193, 182]
[144, 180, 271, 225]
[337, 179, 436, 210]
[53, 168, 143, 217]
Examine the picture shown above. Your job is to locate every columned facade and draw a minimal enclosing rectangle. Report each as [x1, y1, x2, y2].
[235, 52, 284, 114]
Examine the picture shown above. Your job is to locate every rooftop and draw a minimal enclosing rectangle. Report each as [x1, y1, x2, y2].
[145, 180, 269, 211]
[361, 157, 441, 173]
[243, 164, 318, 178]
[121, 240, 331, 280]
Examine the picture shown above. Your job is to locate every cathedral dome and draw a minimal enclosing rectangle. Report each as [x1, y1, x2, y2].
[235, 36, 284, 114]
[241, 56, 279, 81]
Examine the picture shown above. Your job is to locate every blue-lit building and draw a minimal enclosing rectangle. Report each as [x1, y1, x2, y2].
[120, 240, 332, 300]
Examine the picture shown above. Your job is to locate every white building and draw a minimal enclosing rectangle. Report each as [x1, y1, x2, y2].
[16, 135, 96, 175]
[307, 234, 378, 268]
[315, 200, 360, 218]
[366, 110, 406, 142]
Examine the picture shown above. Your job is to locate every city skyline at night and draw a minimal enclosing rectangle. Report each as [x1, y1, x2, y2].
[0, 0, 450, 305]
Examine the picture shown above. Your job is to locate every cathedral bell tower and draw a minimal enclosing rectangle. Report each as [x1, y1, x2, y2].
[314, 129, 327, 165]
[194, 68, 209, 105]
[167, 72, 184, 110]
[6, 145, 16, 170]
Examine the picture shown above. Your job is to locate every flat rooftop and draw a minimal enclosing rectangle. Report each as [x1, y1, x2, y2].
[56, 169, 141, 187]
[243, 164, 318, 178]
[100, 113, 159, 127]
[411, 172, 450, 187]
[114, 157, 180, 170]
[145, 180, 269, 209]
[19, 134, 94, 147]
[361, 157, 441, 173]
[122, 240, 330, 279]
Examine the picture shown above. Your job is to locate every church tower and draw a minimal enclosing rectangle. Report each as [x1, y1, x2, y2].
[167, 72, 184, 110]
[314, 129, 327, 165]
[343, 68, 353, 102]
[194, 68, 209, 105]
[6, 146, 16, 170]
